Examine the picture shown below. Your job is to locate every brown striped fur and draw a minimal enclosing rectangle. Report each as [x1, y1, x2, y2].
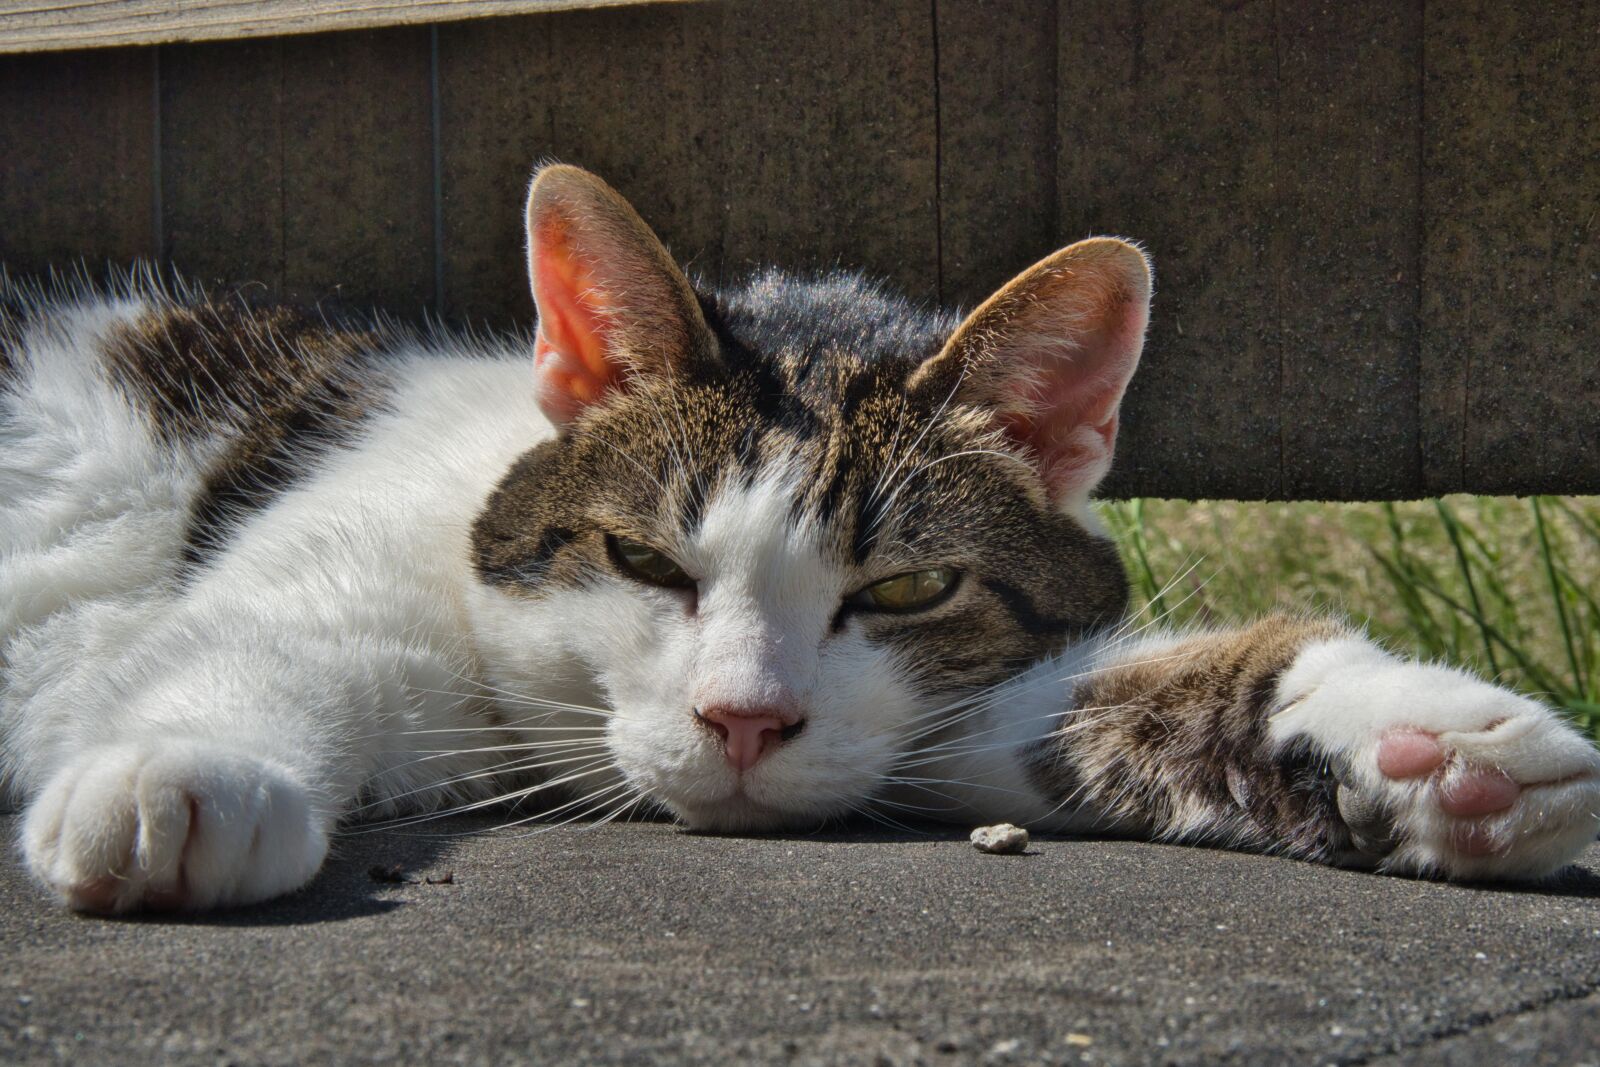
[101, 298, 391, 565]
[104, 300, 383, 444]
[472, 272, 1130, 698]
[1028, 615, 1381, 862]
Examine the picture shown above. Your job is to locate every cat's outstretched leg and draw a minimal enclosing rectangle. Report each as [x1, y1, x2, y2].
[7, 605, 498, 913]
[21, 740, 327, 913]
[1023, 617, 1600, 881]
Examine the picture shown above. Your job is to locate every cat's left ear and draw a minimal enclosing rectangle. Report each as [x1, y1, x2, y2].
[525, 164, 714, 427]
[910, 237, 1151, 507]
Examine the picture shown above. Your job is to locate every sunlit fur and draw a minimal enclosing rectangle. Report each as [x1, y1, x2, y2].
[3, 236, 1597, 913]
[471, 460, 923, 831]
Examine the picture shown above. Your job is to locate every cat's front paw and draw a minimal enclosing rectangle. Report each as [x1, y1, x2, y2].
[21, 740, 329, 913]
[1273, 644, 1600, 881]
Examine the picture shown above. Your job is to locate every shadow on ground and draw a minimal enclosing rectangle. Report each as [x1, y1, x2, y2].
[3, 815, 1598, 1065]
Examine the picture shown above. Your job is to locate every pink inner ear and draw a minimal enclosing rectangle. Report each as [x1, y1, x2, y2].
[1002, 290, 1146, 501]
[531, 221, 627, 425]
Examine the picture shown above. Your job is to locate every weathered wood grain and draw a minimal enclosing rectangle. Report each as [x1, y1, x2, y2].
[0, 48, 156, 274]
[438, 3, 722, 327]
[934, 0, 1059, 311]
[1273, 0, 1422, 500]
[161, 30, 433, 314]
[0, 0, 690, 55]
[5, 1, 1596, 499]
[278, 28, 435, 314]
[437, 16, 554, 327]
[1059, 0, 1282, 500]
[161, 38, 287, 296]
[1422, 2, 1600, 496]
[443, 0, 938, 323]
[547, 6, 724, 288]
[717, 0, 940, 304]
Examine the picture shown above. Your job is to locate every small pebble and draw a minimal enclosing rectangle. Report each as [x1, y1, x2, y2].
[970, 823, 1029, 854]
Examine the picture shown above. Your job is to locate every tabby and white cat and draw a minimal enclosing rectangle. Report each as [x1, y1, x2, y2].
[2, 166, 1596, 913]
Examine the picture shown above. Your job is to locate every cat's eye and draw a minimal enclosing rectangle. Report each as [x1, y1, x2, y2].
[607, 535, 693, 589]
[849, 567, 959, 613]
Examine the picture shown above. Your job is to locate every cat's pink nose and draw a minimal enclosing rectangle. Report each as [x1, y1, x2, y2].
[695, 705, 804, 773]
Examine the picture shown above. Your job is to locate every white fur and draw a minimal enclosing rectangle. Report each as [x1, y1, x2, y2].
[2, 297, 574, 908]
[4, 289, 1595, 913]
[941, 627, 1600, 876]
[1270, 638, 1600, 880]
[469, 460, 923, 832]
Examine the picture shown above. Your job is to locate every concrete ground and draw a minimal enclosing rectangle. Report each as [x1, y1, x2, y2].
[2, 815, 1597, 1066]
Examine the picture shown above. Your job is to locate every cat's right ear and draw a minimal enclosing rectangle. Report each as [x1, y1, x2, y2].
[525, 164, 713, 427]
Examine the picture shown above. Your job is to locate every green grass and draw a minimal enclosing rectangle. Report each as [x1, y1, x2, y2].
[1096, 496, 1600, 740]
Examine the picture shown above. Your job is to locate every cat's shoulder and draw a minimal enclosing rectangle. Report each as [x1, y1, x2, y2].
[3, 267, 398, 440]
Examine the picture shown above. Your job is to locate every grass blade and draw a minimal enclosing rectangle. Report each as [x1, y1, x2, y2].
[1532, 497, 1585, 695]
[1435, 499, 1501, 676]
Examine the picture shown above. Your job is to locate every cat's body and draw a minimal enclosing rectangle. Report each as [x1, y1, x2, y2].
[3, 166, 1597, 913]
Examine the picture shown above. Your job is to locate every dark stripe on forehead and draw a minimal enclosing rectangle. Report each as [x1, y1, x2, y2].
[811, 442, 852, 529]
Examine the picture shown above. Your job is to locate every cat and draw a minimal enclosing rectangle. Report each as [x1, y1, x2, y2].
[2, 165, 1596, 914]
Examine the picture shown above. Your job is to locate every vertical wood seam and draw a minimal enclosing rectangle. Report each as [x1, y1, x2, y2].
[151, 47, 164, 264]
[275, 37, 287, 294]
[1270, 0, 1286, 499]
[1413, 0, 1428, 494]
[430, 24, 445, 317]
[1047, 0, 1060, 247]
[930, 0, 944, 307]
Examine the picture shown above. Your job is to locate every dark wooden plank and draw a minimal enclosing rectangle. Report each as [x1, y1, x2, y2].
[934, 0, 1058, 311]
[0, 48, 156, 274]
[1059, 1, 1282, 500]
[436, 16, 551, 326]
[161, 38, 286, 296]
[1273, 0, 1422, 500]
[546, 6, 724, 288]
[1422, 2, 1600, 496]
[279, 27, 435, 315]
[717, 0, 940, 303]
[0, 1, 694, 55]
[438, 3, 723, 327]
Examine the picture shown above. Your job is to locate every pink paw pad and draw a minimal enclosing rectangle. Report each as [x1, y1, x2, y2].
[1376, 730, 1447, 779]
[1438, 769, 1520, 817]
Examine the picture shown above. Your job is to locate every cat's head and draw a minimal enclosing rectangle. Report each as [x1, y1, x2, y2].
[468, 165, 1150, 830]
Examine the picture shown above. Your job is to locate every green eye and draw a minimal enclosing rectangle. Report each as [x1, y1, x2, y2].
[608, 535, 694, 589]
[850, 567, 959, 613]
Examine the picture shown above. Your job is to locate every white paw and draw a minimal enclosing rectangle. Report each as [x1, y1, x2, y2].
[21, 740, 329, 913]
[1273, 639, 1600, 881]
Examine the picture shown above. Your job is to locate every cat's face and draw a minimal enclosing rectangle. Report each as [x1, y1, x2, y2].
[468, 166, 1150, 830]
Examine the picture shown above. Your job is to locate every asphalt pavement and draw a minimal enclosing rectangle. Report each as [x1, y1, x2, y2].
[2, 815, 1597, 1065]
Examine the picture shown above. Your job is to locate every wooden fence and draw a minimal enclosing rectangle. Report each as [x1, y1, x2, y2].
[1, 0, 1594, 500]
